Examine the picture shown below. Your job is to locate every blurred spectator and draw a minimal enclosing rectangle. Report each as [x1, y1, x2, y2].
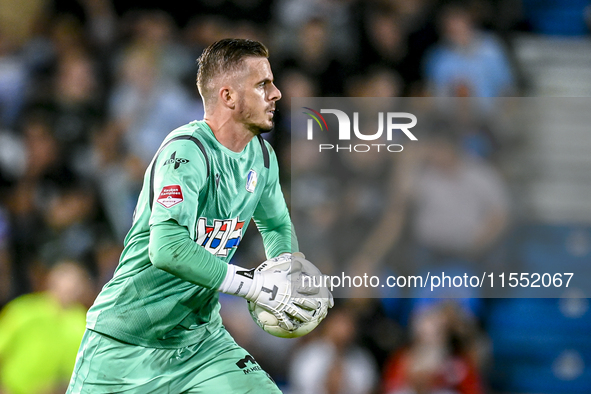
[274, 69, 319, 173]
[6, 111, 76, 295]
[0, 261, 91, 394]
[352, 0, 440, 95]
[0, 36, 30, 129]
[38, 180, 103, 272]
[108, 44, 203, 166]
[18, 13, 95, 114]
[0, 0, 49, 50]
[272, 0, 357, 60]
[276, 18, 351, 96]
[0, 127, 26, 191]
[356, 6, 410, 90]
[346, 67, 403, 98]
[77, 0, 118, 51]
[290, 134, 340, 275]
[398, 1, 441, 96]
[183, 15, 229, 59]
[407, 130, 510, 267]
[116, 10, 195, 84]
[288, 305, 379, 394]
[31, 50, 104, 179]
[89, 120, 143, 241]
[382, 300, 487, 394]
[423, 3, 516, 98]
[338, 119, 510, 304]
[46, 14, 91, 67]
[0, 0, 53, 109]
[324, 110, 406, 293]
[174, 0, 274, 28]
[450, 101, 502, 160]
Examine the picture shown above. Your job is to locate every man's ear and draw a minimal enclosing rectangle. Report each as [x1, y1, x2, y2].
[219, 86, 236, 110]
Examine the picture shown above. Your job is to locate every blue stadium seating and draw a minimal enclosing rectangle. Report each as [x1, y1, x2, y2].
[487, 224, 591, 392]
[521, 0, 591, 36]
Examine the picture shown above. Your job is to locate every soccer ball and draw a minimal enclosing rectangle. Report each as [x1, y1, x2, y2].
[247, 254, 332, 338]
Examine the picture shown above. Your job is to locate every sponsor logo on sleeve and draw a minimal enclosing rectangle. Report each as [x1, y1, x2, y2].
[157, 185, 184, 208]
[163, 151, 189, 169]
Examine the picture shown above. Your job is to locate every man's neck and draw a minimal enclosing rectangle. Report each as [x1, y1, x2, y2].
[204, 116, 256, 153]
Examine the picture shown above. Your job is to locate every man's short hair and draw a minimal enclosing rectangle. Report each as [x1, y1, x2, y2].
[196, 38, 269, 104]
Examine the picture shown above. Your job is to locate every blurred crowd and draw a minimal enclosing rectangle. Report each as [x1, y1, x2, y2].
[0, 0, 590, 393]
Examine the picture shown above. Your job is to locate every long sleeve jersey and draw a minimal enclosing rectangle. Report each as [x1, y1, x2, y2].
[87, 121, 295, 348]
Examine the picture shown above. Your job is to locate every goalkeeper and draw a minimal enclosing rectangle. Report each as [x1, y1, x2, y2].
[67, 38, 323, 393]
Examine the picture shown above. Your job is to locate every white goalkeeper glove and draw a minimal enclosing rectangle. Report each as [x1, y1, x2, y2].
[218, 253, 326, 330]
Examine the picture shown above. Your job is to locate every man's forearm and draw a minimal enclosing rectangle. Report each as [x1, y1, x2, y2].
[255, 211, 297, 258]
[149, 220, 228, 289]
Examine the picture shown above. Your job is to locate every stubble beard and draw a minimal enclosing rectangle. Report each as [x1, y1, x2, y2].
[242, 108, 275, 135]
[254, 120, 274, 134]
[237, 94, 276, 135]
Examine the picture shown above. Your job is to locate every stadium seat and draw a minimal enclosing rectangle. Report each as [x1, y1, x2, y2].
[486, 223, 591, 392]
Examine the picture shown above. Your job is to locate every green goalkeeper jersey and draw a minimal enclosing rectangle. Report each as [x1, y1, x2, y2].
[87, 120, 294, 348]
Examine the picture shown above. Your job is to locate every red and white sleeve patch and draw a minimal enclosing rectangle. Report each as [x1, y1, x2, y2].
[157, 185, 184, 208]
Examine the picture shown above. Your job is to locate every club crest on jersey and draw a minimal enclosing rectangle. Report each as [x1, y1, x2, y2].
[157, 185, 183, 208]
[246, 170, 258, 193]
[196, 217, 245, 257]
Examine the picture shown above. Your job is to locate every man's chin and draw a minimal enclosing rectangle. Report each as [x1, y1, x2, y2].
[258, 125, 274, 134]
[249, 121, 274, 135]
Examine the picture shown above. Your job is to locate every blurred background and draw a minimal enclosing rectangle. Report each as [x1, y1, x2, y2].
[0, 0, 590, 393]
